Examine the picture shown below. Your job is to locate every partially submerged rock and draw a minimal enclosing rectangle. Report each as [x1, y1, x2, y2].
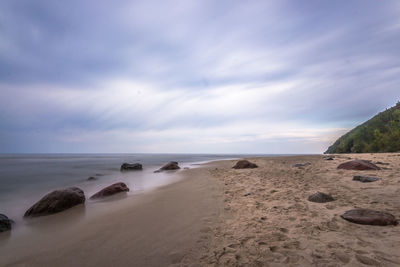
[24, 187, 85, 217]
[337, 160, 380, 171]
[87, 176, 98, 181]
[120, 163, 143, 171]
[308, 192, 335, 203]
[353, 175, 380, 183]
[0, 214, 13, 232]
[155, 162, 180, 172]
[90, 182, 129, 199]
[233, 160, 258, 169]
[341, 208, 397, 226]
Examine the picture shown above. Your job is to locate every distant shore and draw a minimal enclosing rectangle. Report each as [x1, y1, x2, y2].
[1, 154, 400, 266]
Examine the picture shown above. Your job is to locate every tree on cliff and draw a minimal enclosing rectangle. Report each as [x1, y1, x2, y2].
[325, 101, 400, 153]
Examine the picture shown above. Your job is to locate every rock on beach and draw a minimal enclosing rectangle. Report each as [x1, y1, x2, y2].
[24, 187, 85, 217]
[232, 160, 258, 169]
[337, 160, 380, 170]
[90, 182, 130, 199]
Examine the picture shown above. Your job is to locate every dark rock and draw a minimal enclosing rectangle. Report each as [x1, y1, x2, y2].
[337, 160, 380, 170]
[87, 176, 98, 181]
[353, 175, 380, 183]
[293, 162, 311, 168]
[325, 157, 334, 161]
[120, 163, 143, 171]
[155, 162, 180, 172]
[341, 208, 397, 226]
[90, 182, 129, 199]
[233, 160, 258, 169]
[24, 187, 85, 217]
[243, 192, 252, 197]
[0, 214, 13, 232]
[375, 161, 389, 165]
[308, 192, 335, 203]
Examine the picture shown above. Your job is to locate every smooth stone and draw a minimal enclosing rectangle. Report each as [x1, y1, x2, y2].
[155, 162, 180, 172]
[0, 214, 13, 232]
[308, 192, 335, 203]
[293, 162, 311, 168]
[353, 175, 380, 183]
[90, 182, 130, 199]
[120, 163, 143, 171]
[341, 208, 397, 226]
[337, 160, 380, 170]
[24, 187, 85, 217]
[232, 160, 258, 169]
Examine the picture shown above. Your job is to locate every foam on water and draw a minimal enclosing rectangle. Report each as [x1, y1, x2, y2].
[0, 153, 261, 223]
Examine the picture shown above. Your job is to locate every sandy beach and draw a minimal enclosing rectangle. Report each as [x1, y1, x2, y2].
[1, 154, 400, 266]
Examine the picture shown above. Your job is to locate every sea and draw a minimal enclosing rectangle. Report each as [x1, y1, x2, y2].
[0, 153, 266, 224]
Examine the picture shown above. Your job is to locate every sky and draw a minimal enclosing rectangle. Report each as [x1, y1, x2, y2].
[0, 0, 399, 154]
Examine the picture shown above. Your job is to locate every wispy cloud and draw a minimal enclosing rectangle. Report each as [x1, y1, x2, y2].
[0, 0, 399, 153]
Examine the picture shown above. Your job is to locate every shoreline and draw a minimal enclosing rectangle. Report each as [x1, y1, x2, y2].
[0, 162, 225, 266]
[1, 153, 399, 266]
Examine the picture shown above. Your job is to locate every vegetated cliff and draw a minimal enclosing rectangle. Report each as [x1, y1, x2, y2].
[325, 102, 400, 153]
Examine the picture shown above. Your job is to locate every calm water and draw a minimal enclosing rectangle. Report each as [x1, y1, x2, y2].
[0, 153, 264, 222]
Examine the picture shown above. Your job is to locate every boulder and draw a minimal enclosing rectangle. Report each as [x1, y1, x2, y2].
[0, 214, 13, 232]
[120, 163, 143, 171]
[375, 161, 389, 165]
[233, 160, 258, 169]
[24, 187, 85, 217]
[293, 162, 311, 168]
[308, 192, 335, 203]
[155, 162, 180, 172]
[90, 182, 129, 199]
[341, 209, 397, 226]
[353, 175, 380, 183]
[337, 160, 380, 171]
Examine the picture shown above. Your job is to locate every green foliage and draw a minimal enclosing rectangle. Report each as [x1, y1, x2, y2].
[325, 102, 400, 153]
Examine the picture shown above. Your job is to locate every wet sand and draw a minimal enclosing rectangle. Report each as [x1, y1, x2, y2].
[1, 154, 400, 266]
[0, 166, 224, 267]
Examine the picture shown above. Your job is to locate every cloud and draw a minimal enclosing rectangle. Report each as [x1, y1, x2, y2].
[0, 0, 399, 153]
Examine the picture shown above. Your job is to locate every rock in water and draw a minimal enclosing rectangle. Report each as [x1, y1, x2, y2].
[337, 160, 380, 170]
[0, 214, 13, 232]
[353, 175, 380, 183]
[341, 209, 397, 226]
[155, 162, 180, 172]
[24, 187, 85, 217]
[90, 182, 129, 199]
[87, 176, 98, 181]
[308, 192, 335, 203]
[120, 163, 143, 171]
[233, 160, 258, 169]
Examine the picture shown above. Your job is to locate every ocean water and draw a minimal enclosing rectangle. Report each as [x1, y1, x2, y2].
[0, 153, 260, 222]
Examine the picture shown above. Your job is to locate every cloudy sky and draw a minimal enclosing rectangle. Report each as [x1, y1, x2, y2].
[0, 0, 399, 154]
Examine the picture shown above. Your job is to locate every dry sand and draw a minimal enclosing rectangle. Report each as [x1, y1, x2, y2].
[199, 154, 400, 266]
[1, 154, 400, 267]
